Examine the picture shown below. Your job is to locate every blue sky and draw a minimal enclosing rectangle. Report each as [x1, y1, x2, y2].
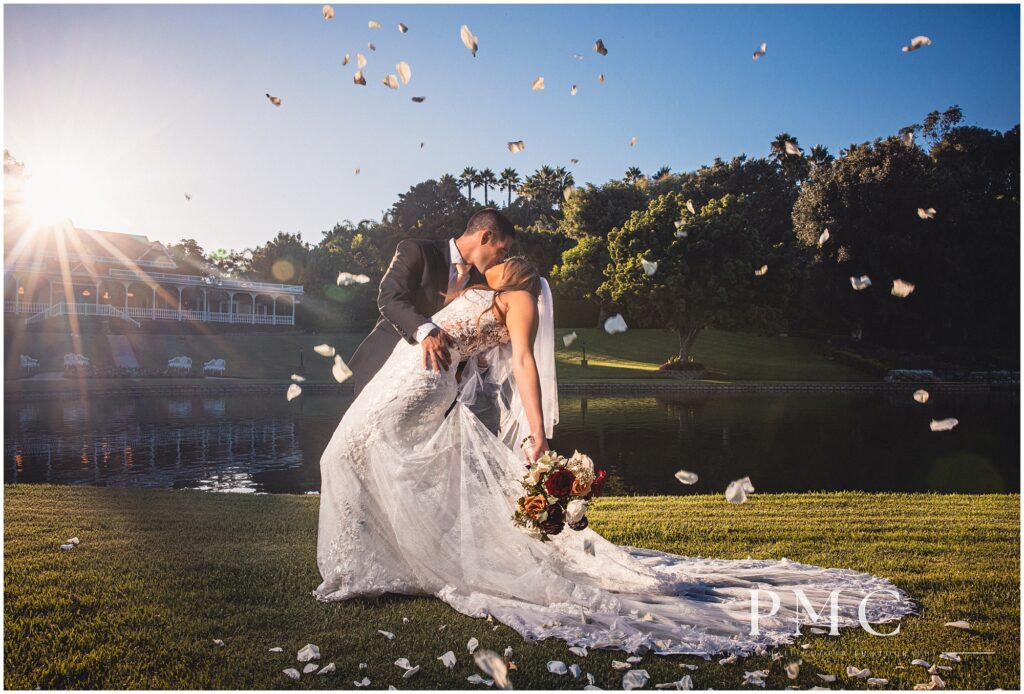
[4, 3, 1020, 252]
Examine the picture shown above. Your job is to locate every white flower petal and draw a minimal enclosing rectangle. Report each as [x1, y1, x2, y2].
[623, 670, 650, 690]
[297, 644, 320, 662]
[283, 668, 301, 681]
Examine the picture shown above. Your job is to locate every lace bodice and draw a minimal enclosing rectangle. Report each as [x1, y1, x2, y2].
[431, 288, 510, 358]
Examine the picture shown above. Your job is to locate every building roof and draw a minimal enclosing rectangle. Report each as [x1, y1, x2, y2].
[4, 224, 177, 269]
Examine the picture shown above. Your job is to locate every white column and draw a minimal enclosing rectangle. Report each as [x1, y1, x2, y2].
[95, 282, 101, 307]
[250, 292, 256, 324]
[124, 283, 130, 313]
[202, 288, 208, 322]
[228, 292, 235, 323]
[272, 296, 277, 325]
[151, 286, 157, 320]
[291, 299, 297, 326]
[177, 287, 183, 321]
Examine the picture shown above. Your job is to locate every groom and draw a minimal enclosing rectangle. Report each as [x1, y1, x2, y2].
[348, 208, 517, 396]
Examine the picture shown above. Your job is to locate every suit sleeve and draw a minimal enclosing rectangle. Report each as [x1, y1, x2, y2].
[379, 239, 434, 345]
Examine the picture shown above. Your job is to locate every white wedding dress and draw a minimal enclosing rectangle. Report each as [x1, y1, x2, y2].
[314, 285, 916, 656]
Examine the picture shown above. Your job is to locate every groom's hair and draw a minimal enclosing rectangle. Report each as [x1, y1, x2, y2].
[463, 208, 516, 240]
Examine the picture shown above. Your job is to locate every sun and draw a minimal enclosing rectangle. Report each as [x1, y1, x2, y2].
[19, 164, 82, 227]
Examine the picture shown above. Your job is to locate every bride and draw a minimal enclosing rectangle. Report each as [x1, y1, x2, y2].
[313, 256, 915, 656]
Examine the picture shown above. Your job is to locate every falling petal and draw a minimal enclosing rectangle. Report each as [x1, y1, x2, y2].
[850, 275, 872, 290]
[786, 662, 801, 680]
[563, 184, 575, 201]
[594, 39, 608, 55]
[917, 207, 937, 220]
[725, 476, 754, 504]
[629, 136, 637, 147]
[461, 24, 479, 57]
[902, 130, 915, 147]
[354, 677, 371, 687]
[809, 627, 827, 634]
[674, 470, 698, 485]
[641, 258, 658, 276]
[283, 668, 301, 681]
[930, 418, 958, 432]
[784, 140, 801, 156]
[598, 73, 605, 83]
[411, 96, 425, 103]
[719, 654, 738, 665]
[354, 70, 367, 86]
[912, 389, 930, 404]
[612, 661, 632, 670]
[368, 20, 381, 28]
[68, 537, 80, 545]
[322, 5, 334, 19]
[743, 670, 769, 687]
[892, 279, 916, 298]
[846, 666, 871, 678]
[475, 651, 511, 689]
[752, 42, 767, 60]
[357, 53, 367, 69]
[655, 675, 693, 690]
[939, 652, 961, 663]
[818, 228, 830, 246]
[583, 538, 595, 555]
[383, 74, 400, 89]
[604, 313, 628, 334]
[342, 53, 350, 66]
[269, 646, 284, 653]
[466, 674, 493, 686]
[867, 679, 889, 687]
[531, 76, 545, 91]
[368, 42, 375, 51]
[213, 639, 225, 647]
[817, 674, 836, 683]
[569, 646, 589, 657]
[571, 84, 578, 96]
[403, 666, 421, 679]
[438, 651, 457, 668]
[317, 662, 336, 675]
[754, 264, 768, 277]
[354, 168, 361, 176]
[570, 664, 583, 679]
[563, 331, 578, 348]
[303, 663, 319, 674]
[623, 670, 650, 690]
[944, 620, 972, 630]
[397, 61, 412, 85]
[399, 22, 409, 33]
[571, 158, 579, 164]
[686, 199, 696, 214]
[338, 271, 371, 286]
[507, 140, 525, 153]
[265, 93, 282, 106]
[902, 35, 932, 52]
[378, 630, 395, 639]
[468, 637, 479, 653]
[286, 384, 302, 401]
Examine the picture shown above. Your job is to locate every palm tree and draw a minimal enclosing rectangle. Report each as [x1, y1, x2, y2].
[459, 167, 478, 201]
[808, 145, 833, 169]
[554, 166, 574, 190]
[478, 168, 497, 206]
[653, 165, 671, 181]
[624, 166, 644, 185]
[769, 133, 799, 163]
[498, 167, 520, 206]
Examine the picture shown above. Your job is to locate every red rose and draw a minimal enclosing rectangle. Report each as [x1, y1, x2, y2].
[544, 468, 575, 498]
[588, 470, 607, 498]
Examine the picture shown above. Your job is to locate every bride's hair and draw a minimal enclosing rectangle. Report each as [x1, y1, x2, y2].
[466, 255, 541, 329]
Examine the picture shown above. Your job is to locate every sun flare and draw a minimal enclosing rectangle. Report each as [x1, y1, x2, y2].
[19, 164, 88, 227]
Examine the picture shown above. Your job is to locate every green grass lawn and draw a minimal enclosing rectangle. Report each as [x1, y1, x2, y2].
[4, 486, 1017, 689]
[6, 327, 874, 385]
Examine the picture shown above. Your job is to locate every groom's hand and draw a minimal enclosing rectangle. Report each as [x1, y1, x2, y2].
[422, 328, 452, 372]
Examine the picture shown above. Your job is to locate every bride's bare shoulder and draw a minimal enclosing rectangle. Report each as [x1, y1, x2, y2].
[494, 290, 537, 314]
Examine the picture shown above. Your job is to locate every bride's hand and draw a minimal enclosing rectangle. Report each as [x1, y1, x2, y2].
[526, 434, 550, 464]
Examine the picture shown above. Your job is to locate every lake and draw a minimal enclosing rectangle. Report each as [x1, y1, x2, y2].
[4, 390, 1018, 495]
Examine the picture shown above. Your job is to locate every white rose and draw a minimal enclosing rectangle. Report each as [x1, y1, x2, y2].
[526, 463, 552, 486]
[572, 450, 594, 474]
[565, 499, 588, 525]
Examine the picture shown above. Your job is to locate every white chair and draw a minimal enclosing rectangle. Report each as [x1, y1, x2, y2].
[203, 358, 226, 375]
[20, 354, 40, 373]
[63, 353, 90, 368]
[167, 355, 193, 371]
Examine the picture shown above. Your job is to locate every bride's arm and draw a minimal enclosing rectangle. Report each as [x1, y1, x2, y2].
[502, 291, 550, 462]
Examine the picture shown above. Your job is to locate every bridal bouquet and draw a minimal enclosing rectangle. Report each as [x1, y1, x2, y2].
[513, 443, 607, 541]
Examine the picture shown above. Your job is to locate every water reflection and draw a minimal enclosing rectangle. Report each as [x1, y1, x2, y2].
[4, 390, 1018, 495]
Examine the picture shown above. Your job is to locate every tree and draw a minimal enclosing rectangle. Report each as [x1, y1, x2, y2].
[389, 177, 472, 240]
[550, 234, 610, 323]
[478, 168, 497, 206]
[167, 238, 207, 275]
[623, 166, 644, 185]
[248, 232, 311, 284]
[499, 167, 521, 206]
[600, 193, 781, 363]
[653, 165, 672, 181]
[458, 167, 478, 201]
[769, 132, 812, 183]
